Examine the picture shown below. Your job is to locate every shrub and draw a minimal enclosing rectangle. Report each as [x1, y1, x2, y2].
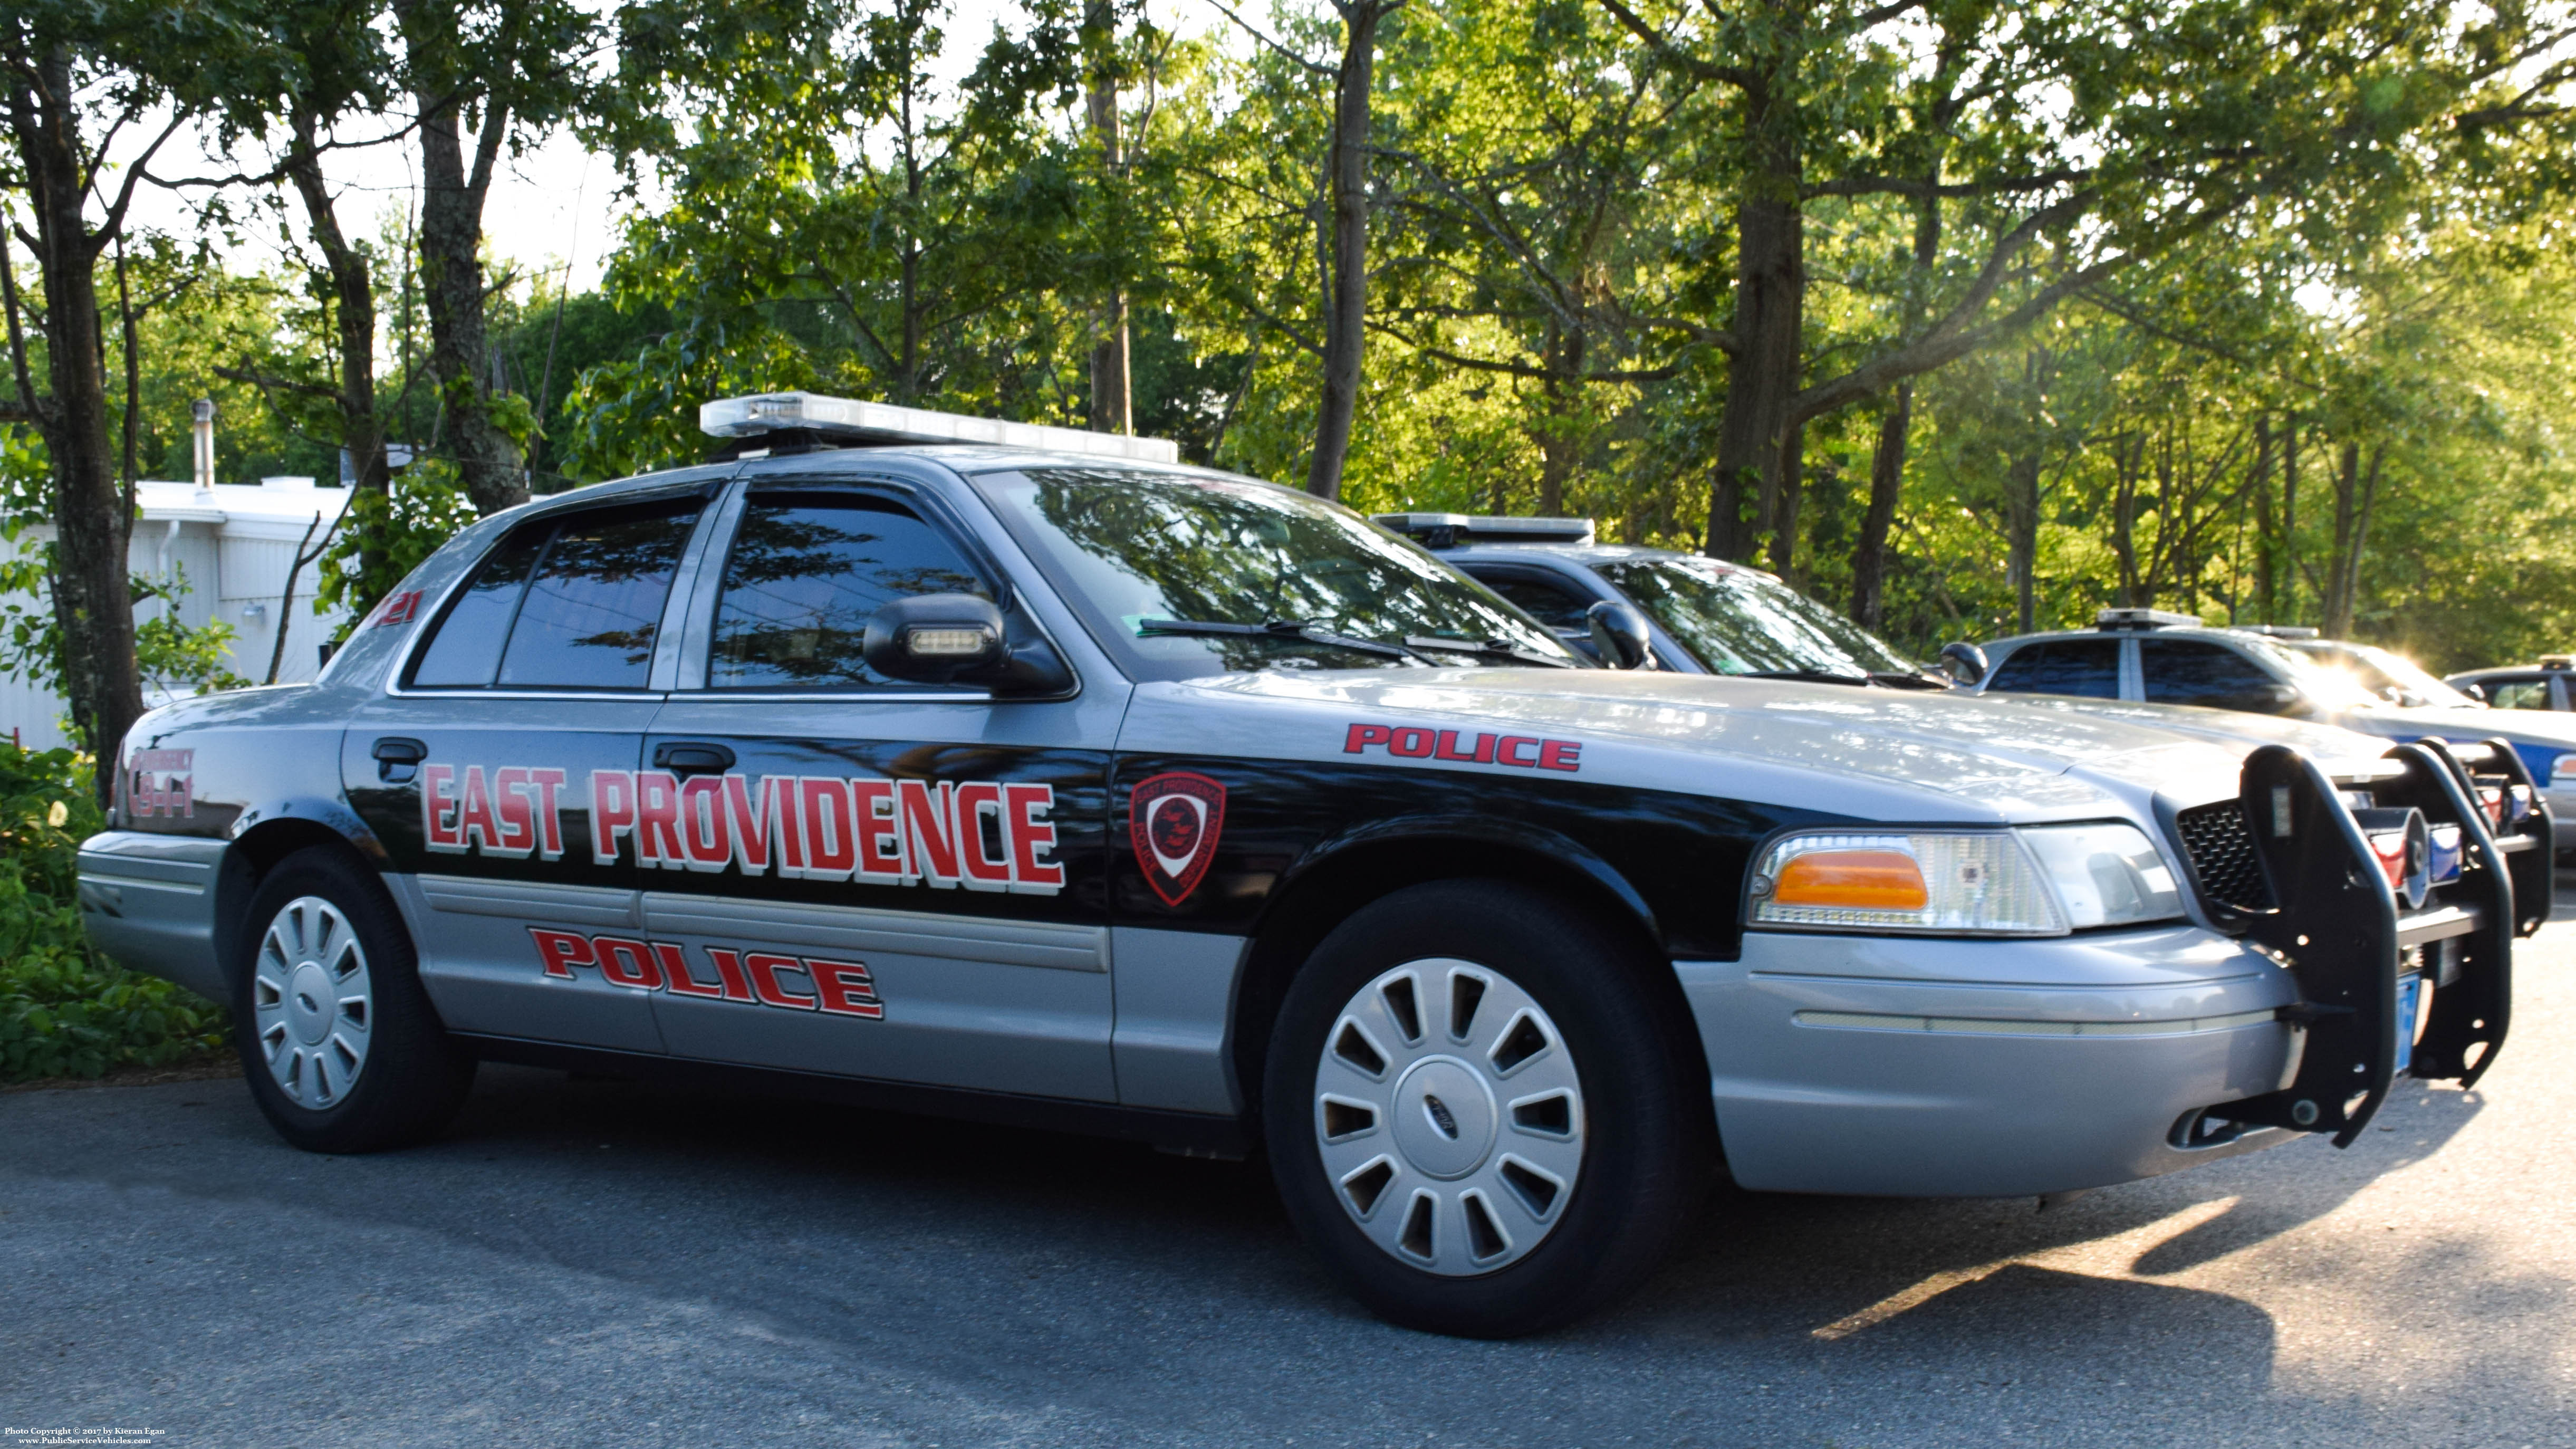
[0, 741, 228, 1082]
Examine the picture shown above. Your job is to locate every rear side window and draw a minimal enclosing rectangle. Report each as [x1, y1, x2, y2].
[1470, 571, 1594, 631]
[706, 493, 988, 689]
[1985, 639, 2121, 698]
[2485, 677, 2552, 710]
[2139, 639, 2286, 711]
[406, 497, 704, 691]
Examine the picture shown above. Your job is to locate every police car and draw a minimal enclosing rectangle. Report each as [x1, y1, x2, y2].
[1975, 611, 2576, 861]
[76, 395, 2529, 1338]
[2447, 656, 2576, 713]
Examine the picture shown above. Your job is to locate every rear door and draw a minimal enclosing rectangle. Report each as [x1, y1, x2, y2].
[635, 465, 1122, 1100]
[1981, 637, 2124, 699]
[2136, 637, 2298, 713]
[344, 475, 727, 1052]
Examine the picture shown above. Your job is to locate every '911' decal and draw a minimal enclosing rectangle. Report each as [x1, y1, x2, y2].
[421, 766, 1065, 895]
[531, 928, 883, 1019]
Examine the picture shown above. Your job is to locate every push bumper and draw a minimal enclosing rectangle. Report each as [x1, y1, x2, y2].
[1679, 927, 2305, 1198]
[75, 830, 228, 1001]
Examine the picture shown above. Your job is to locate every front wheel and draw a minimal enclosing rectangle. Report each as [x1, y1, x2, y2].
[232, 846, 475, 1153]
[1264, 881, 1710, 1337]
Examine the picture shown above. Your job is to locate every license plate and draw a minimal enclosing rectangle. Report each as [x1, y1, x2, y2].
[2394, 973, 2426, 1076]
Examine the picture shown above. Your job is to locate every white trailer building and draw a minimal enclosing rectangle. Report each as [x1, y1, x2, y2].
[1, 475, 352, 753]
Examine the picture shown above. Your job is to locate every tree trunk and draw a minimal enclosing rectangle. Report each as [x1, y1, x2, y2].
[1535, 322, 1581, 515]
[1305, 0, 1389, 502]
[2322, 442, 2381, 638]
[3, 46, 142, 800]
[1850, 382, 1909, 627]
[283, 111, 390, 582]
[1085, 5, 1131, 435]
[406, 13, 526, 516]
[2250, 415, 2277, 623]
[2280, 416, 2299, 622]
[1765, 418, 1804, 577]
[2005, 445, 2042, 632]
[1707, 46, 1803, 562]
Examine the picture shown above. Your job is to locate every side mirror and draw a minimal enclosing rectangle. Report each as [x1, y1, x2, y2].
[1585, 600, 1655, 671]
[2262, 683, 2305, 714]
[2461, 682, 2487, 703]
[862, 594, 1072, 694]
[1938, 641, 1989, 687]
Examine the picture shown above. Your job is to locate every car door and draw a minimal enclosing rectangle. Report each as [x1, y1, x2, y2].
[2484, 674, 2552, 711]
[635, 464, 1121, 1100]
[343, 473, 729, 1053]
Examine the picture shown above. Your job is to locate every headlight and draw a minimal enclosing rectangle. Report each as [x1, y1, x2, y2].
[1750, 823, 2183, 936]
[2016, 822, 2184, 928]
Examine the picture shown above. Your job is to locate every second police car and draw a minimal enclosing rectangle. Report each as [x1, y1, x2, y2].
[78, 396, 2533, 1337]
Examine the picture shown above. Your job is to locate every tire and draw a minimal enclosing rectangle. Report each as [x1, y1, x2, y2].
[230, 846, 476, 1153]
[1263, 880, 1711, 1338]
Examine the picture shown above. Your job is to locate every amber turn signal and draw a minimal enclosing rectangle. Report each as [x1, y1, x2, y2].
[1771, 849, 1929, 910]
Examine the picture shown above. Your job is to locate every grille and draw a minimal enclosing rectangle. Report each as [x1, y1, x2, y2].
[2175, 800, 2275, 911]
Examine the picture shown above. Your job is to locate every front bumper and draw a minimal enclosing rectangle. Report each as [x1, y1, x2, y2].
[1679, 927, 2305, 1197]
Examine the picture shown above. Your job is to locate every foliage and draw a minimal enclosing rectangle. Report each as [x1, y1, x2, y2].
[318, 462, 483, 634]
[0, 740, 227, 1083]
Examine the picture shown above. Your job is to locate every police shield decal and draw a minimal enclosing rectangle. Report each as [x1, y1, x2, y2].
[1129, 770, 1226, 906]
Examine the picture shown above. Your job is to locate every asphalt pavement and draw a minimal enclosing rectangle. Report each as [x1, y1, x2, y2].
[6, 892, 2575, 1448]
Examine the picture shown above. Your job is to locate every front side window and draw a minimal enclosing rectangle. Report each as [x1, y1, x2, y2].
[1473, 571, 1597, 631]
[2293, 642, 2479, 709]
[972, 468, 1577, 678]
[406, 497, 703, 691]
[2485, 677, 2552, 711]
[2138, 639, 2290, 712]
[1592, 557, 1917, 678]
[1985, 638, 2121, 699]
[705, 493, 988, 689]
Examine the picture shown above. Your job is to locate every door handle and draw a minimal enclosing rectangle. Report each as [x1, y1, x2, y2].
[372, 737, 427, 782]
[652, 741, 736, 776]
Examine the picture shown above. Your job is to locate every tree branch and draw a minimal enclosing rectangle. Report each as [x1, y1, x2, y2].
[1196, 0, 1335, 78]
[1594, 0, 1754, 86]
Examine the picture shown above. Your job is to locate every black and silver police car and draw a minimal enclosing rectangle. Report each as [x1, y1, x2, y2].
[78, 394, 2531, 1337]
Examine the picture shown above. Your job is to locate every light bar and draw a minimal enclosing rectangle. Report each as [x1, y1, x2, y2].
[700, 391, 1179, 464]
[1373, 513, 1599, 548]
[2095, 607, 2202, 631]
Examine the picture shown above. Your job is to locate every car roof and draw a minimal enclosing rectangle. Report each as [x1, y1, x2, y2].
[1982, 625, 2277, 653]
[1439, 541, 1777, 576]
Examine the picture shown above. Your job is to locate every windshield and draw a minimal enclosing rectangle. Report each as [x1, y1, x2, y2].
[973, 468, 1580, 679]
[2236, 636, 2385, 711]
[2291, 641, 2481, 709]
[1593, 556, 1919, 677]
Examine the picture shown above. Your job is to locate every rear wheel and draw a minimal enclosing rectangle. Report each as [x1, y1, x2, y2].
[232, 847, 475, 1152]
[1264, 880, 1709, 1337]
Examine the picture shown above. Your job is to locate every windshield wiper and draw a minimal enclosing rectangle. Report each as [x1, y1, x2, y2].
[1869, 670, 1950, 690]
[1401, 636, 1579, 669]
[1138, 617, 1424, 662]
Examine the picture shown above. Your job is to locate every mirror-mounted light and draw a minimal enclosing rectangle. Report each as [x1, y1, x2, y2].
[862, 594, 1072, 694]
[1585, 600, 1654, 670]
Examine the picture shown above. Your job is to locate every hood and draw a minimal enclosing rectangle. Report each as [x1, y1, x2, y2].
[1139, 668, 2277, 823]
[2002, 696, 2388, 774]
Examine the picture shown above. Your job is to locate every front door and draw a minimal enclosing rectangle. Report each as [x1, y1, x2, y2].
[636, 471, 1121, 1099]
[344, 478, 725, 1053]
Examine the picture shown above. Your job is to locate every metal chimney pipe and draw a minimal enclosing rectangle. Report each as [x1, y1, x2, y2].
[190, 398, 216, 492]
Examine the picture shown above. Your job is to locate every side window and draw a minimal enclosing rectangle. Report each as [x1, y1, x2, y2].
[1985, 639, 2121, 698]
[406, 497, 704, 691]
[2486, 677, 2552, 711]
[705, 493, 989, 689]
[2139, 639, 2286, 712]
[1470, 571, 1595, 631]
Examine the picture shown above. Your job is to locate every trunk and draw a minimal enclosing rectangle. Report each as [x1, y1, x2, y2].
[1850, 381, 1910, 628]
[1765, 418, 1804, 577]
[284, 111, 390, 584]
[1707, 54, 1803, 562]
[1085, 14, 1132, 436]
[2005, 445, 2042, 633]
[1849, 186, 1941, 626]
[2322, 442, 2382, 638]
[1305, 0, 1387, 502]
[3, 46, 143, 799]
[1535, 322, 1582, 515]
[2251, 415, 2277, 623]
[2280, 417, 2299, 621]
[406, 15, 526, 516]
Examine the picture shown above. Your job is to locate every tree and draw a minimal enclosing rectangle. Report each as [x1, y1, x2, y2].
[393, 0, 595, 516]
[0, 2, 283, 798]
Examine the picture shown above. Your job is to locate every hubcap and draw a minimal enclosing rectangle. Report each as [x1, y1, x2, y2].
[252, 896, 373, 1109]
[1313, 959, 1586, 1276]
